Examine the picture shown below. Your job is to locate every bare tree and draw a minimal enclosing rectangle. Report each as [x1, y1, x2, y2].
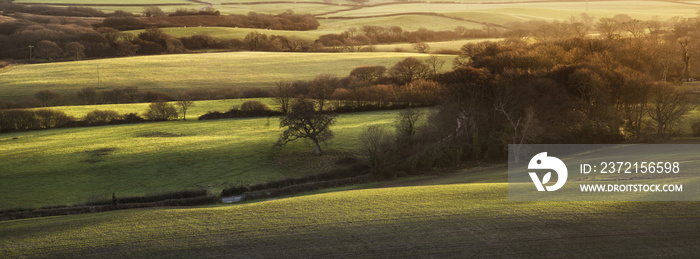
[276, 100, 337, 156]
[647, 83, 691, 137]
[360, 125, 390, 176]
[496, 104, 540, 164]
[389, 57, 430, 84]
[595, 18, 620, 40]
[618, 70, 653, 139]
[175, 92, 195, 120]
[34, 89, 64, 107]
[143, 6, 165, 17]
[244, 31, 268, 51]
[272, 80, 295, 113]
[76, 87, 97, 105]
[349, 65, 386, 85]
[395, 108, 422, 146]
[678, 36, 692, 81]
[412, 42, 430, 53]
[310, 74, 337, 112]
[425, 55, 445, 76]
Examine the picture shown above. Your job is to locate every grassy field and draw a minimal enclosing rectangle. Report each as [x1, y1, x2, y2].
[0, 52, 452, 101]
[0, 108, 404, 211]
[1, 170, 698, 257]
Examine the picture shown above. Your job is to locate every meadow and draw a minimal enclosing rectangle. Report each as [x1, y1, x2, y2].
[0, 52, 451, 100]
[0, 170, 698, 257]
[0, 108, 403, 211]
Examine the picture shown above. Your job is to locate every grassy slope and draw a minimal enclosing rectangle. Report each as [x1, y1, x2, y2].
[0, 109, 401, 210]
[1, 170, 698, 257]
[0, 52, 451, 100]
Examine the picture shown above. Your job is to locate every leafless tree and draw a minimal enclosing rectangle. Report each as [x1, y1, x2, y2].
[176, 92, 195, 120]
[310, 74, 337, 111]
[276, 100, 337, 156]
[273, 80, 295, 113]
[647, 83, 691, 137]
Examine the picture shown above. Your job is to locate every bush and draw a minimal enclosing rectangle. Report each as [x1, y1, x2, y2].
[145, 101, 179, 121]
[240, 100, 269, 112]
[84, 110, 121, 124]
[0, 109, 73, 132]
[34, 89, 65, 107]
[35, 109, 73, 129]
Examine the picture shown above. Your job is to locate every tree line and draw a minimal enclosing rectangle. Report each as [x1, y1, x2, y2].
[356, 36, 699, 177]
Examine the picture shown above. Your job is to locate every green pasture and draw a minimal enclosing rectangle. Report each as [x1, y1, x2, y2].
[0, 52, 452, 101]
[0, 109, 402, 211]
[1, 179, 698, 257]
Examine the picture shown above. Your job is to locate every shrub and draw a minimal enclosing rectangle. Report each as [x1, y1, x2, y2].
[35, 109, 73, 129]
[0, 109, 73, 132]
[34, 89, 64, 107]
[145, 101, 179, 121]
[0, 109, 38, 132]
[85, 110, 121, 124]
[240, 100, 269, 112]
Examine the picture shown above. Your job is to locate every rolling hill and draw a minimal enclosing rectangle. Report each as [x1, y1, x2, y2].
[1, 179, 698, 257]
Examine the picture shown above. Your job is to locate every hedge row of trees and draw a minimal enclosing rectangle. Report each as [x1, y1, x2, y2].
[0, 99, 194, 133]
[268, 56, 446, 113]
[0, 8, 319, 60]
[315, 25, 493, 50]
[102, 10, 319, 31]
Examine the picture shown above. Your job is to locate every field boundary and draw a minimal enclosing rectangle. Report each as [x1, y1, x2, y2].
[321, 12, 506, 28]
[14, 3, 193, 7]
